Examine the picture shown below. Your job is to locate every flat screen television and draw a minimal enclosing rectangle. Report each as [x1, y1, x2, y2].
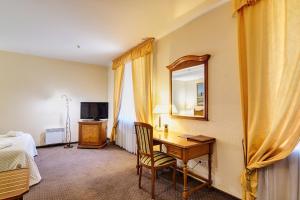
[80, 102, 108, 120]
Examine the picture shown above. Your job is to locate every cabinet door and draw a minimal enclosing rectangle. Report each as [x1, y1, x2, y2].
[100, 122, 107, 144]
[81, 124, 100, 145]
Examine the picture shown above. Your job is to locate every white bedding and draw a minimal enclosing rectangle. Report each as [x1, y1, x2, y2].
[0, 133, 41, 186]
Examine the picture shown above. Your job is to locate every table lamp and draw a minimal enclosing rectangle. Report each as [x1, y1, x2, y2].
[153, 105, 169, 131]
[171, 104, 178, 114]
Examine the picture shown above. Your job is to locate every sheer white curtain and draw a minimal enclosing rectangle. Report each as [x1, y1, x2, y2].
[257, 144, 300, 200]
[116, 62, 137, 154]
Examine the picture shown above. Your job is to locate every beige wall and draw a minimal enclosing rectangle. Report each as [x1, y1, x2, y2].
[154, 3, 243, 198]
[0, 51, 108, 146]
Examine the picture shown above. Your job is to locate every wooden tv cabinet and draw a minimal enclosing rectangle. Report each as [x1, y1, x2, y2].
[78, 120, 107, 149]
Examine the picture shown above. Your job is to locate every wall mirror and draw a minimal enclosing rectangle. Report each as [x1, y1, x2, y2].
[167, 55, 210, 120]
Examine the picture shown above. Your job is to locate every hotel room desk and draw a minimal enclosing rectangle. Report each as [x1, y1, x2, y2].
[136, 131, 215, 200]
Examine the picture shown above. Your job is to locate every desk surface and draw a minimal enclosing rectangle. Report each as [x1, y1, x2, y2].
[153, 130, 213, 148]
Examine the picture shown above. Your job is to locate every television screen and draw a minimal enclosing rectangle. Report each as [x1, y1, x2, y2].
[80, 102, 108, 120]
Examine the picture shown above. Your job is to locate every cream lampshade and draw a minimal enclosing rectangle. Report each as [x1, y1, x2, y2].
[153, 105, 169, 130]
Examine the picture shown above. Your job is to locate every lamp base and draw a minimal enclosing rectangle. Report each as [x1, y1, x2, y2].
[155, 126, 164, 132]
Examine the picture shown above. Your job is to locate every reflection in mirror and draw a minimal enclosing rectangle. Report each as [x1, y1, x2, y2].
[172, 64, 205, 117]
[168, 54, 210, 120]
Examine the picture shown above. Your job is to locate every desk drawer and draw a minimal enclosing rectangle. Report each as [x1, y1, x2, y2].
[166, 145, 182, 159]
[188, 144, 210, 159]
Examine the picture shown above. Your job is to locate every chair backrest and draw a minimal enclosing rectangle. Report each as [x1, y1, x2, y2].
[134, 122, 153, 157]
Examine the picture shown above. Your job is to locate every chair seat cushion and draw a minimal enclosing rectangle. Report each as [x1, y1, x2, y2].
[141, 151, 176, 167]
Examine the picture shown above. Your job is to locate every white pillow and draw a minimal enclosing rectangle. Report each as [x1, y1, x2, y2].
[5, 131, 23, 137]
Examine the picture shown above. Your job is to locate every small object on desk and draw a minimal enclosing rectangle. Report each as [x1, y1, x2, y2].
[179, 134, 215, 143]
[164, 124, 168, 132]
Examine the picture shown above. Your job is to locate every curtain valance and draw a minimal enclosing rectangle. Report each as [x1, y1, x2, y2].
[112, 38, 154, 70]
[233, 0, 260, 13]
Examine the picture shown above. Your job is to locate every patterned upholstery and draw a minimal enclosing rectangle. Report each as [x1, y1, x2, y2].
[135, 124, 152, 155]
[141, 151, 176, 167]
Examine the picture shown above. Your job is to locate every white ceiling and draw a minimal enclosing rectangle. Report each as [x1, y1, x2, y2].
[0, 0, 229, 66]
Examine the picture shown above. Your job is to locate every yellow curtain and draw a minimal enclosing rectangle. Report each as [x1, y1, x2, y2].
[234, 0, 300, 199]
[132, 53, 153, 124]
[110, 64, 124, 142]
[110, 38, 154, 140]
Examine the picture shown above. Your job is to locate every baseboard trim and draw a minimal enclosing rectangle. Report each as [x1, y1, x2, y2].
[212, 187, 241, 200]
[174, 168, 241, 200]
[37, 142, 78, 148]
[37, 138, 111, 148]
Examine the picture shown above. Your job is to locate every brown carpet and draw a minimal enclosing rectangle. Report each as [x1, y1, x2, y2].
[24, 144, 237, 200]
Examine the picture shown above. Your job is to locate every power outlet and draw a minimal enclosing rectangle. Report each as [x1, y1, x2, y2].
[198, 160, 208, 168]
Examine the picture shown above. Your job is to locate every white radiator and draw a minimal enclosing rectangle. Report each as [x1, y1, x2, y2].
[45, 128, 65, 145]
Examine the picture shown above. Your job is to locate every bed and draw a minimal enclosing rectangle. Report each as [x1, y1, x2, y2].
[0, 132, 41, 186]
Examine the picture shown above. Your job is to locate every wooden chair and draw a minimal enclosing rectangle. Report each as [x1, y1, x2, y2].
[0, 168, 29, 200]
[134, 122, 176, 199]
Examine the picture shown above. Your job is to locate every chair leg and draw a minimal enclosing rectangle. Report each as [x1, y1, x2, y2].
[151, 168, 156, 200]
[173, 164, 176, 190]
[139, 165, 143, 189]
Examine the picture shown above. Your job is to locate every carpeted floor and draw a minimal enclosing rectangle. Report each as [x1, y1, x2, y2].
[24, 144, 237, 200]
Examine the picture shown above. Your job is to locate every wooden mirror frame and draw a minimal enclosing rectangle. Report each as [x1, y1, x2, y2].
[167, 54, 210, 121]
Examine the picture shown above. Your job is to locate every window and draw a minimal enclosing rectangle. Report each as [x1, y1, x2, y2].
[116, 62, 137, 153]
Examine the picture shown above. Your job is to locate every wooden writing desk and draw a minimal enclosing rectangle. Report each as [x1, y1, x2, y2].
[136, 130, 215, 200]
